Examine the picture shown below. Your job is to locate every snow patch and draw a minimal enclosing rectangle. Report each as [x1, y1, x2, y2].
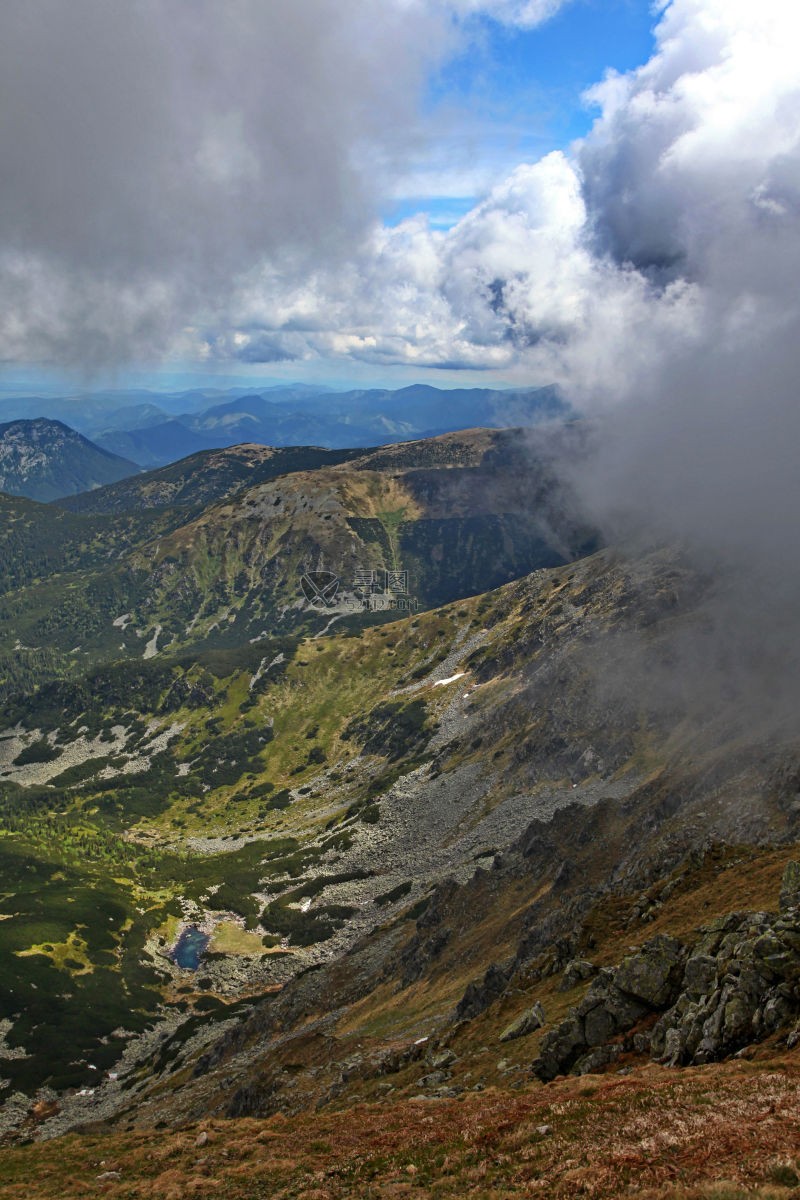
[433, 672, 466, 687]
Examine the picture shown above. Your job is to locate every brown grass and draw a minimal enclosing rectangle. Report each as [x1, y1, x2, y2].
[3, 1057, 800, 1198]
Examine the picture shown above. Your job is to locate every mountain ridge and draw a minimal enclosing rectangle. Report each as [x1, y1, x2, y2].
[0, 418, 139, 501]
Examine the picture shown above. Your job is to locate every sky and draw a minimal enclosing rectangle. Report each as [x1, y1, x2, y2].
[0, 0, 797, 398]
[2, 1, 800, 716]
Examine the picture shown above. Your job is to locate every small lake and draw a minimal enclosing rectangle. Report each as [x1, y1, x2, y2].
[171, 925, 210, 970]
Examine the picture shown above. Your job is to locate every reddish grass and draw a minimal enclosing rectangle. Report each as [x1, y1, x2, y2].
[2, 1056, 800, 1198]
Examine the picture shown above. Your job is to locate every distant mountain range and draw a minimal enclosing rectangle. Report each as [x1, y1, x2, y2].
[0, 382, 567, 468]
[0, 418, 138, 502]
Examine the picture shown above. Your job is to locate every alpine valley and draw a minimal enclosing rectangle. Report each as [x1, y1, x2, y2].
[2, 422, 800, 1200]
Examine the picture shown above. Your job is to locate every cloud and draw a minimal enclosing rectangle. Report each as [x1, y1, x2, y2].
[0, 0, 580, 370]
[445, 0, 571, 28]
[210, 0, 800, 728]
[0, 0, 456, 367]
[3, 0, 798, 414]
[213, 0, 799, 449]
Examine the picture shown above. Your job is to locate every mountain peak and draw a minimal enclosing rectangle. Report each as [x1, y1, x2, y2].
[0, 417, 139, 502]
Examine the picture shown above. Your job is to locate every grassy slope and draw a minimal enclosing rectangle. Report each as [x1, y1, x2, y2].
[4, 843, 800, 1197]
[0, 427, 589, 678]
[0, 544, 763, 1098]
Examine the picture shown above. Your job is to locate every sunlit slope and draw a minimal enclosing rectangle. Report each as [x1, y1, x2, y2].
[0, 427, 594, 672]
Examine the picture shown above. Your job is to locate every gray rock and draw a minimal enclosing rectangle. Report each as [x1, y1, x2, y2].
[574, 1043, 623, 1075]
[683, 954, 718, 997]
[417, 1070, 450, 1088]
[499, 1001, 545, 1043]
[614, 935, 687, 1007]
[558, 959, 596, 992]
[780, 860, 800, 911]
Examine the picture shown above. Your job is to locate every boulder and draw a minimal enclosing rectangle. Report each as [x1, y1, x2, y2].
[780, 860, 800, 911]
[558, 959, 597, 992]
[456, 962, 510, 1021]
[499, 1002, 545, 1043]
[614, 935, 687, 1007]
[682, 954, 718, 998]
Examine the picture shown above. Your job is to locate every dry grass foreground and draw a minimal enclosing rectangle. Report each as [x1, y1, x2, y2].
[3, 1055, 800, 1198]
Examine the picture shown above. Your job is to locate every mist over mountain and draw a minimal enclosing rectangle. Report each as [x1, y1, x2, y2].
[1, 1, 800, 1191]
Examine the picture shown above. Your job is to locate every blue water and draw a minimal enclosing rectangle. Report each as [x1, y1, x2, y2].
[172, 925, 210, 970]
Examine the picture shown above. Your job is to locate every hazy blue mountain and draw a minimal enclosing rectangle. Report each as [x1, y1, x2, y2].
[93, 420, 216, 468]
[0, 383, 567, 469]
[0, 418, 139, 501]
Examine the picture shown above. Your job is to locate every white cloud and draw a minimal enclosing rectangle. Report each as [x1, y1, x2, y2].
[0, 0, 452, 367]
[446, 0, 571, 27]
[212, 0, 798, 403]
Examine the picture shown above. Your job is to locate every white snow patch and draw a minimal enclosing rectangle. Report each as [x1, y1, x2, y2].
[433, 672, 466, 688]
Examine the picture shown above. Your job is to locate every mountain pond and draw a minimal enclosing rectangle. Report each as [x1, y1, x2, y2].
[171, 925, 210, 970]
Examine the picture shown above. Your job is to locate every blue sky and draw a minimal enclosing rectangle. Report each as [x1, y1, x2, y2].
[7, 0, 792, 400]
[383, 0, 657, 229]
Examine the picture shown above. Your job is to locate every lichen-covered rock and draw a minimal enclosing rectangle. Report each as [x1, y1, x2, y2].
[573, 1043, 624, 1075]
[651, 909, 800, 1065]
[534, 899, 800, 1080]
[558, 959, 597, 992]
[780, 860, 800, 911]
[532, 1012, 586, 1082]
[499, 1001, 545, 1043]
[614, 935, 687, 1007]
[532, 969, 650, 1081]
[683, 953, 717, 997]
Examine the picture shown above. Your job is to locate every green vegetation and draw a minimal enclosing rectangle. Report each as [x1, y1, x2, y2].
[12, 738, 61, 766]
[342, 697, 432, 761]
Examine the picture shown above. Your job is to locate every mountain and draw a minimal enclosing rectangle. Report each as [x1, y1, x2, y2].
[0, 418, 139, 501]
[0, 427, 594, 677]
[0, 383, 568, 471]
[58, 442, 365, 515]
[81, 383, 568, 467]
[89, 418, 217, 468]
[1, 537, 799, 1175]
[2, 424, 800, 1195]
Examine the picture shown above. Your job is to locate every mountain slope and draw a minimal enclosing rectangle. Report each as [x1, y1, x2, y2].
[0, 428, 594, 669]
[0, 419, 139, 501]
[84, 383, 568, 467]
[2, 540, 800, 1146]
[58, 443, 365, 515]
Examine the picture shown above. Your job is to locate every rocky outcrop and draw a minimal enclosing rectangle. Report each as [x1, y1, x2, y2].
[649, 906, 800, 1066]
[558, 958, 597, 991]
[456, 962, 511, 1021]
[533, 865, 800, 1081]
[532, 935, 686, 1080]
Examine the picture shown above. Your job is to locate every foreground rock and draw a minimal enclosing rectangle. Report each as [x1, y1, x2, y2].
[533, 863, 800, 1079]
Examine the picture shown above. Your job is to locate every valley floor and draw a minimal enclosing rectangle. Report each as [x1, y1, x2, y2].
[2, 1054, 800, 1198]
